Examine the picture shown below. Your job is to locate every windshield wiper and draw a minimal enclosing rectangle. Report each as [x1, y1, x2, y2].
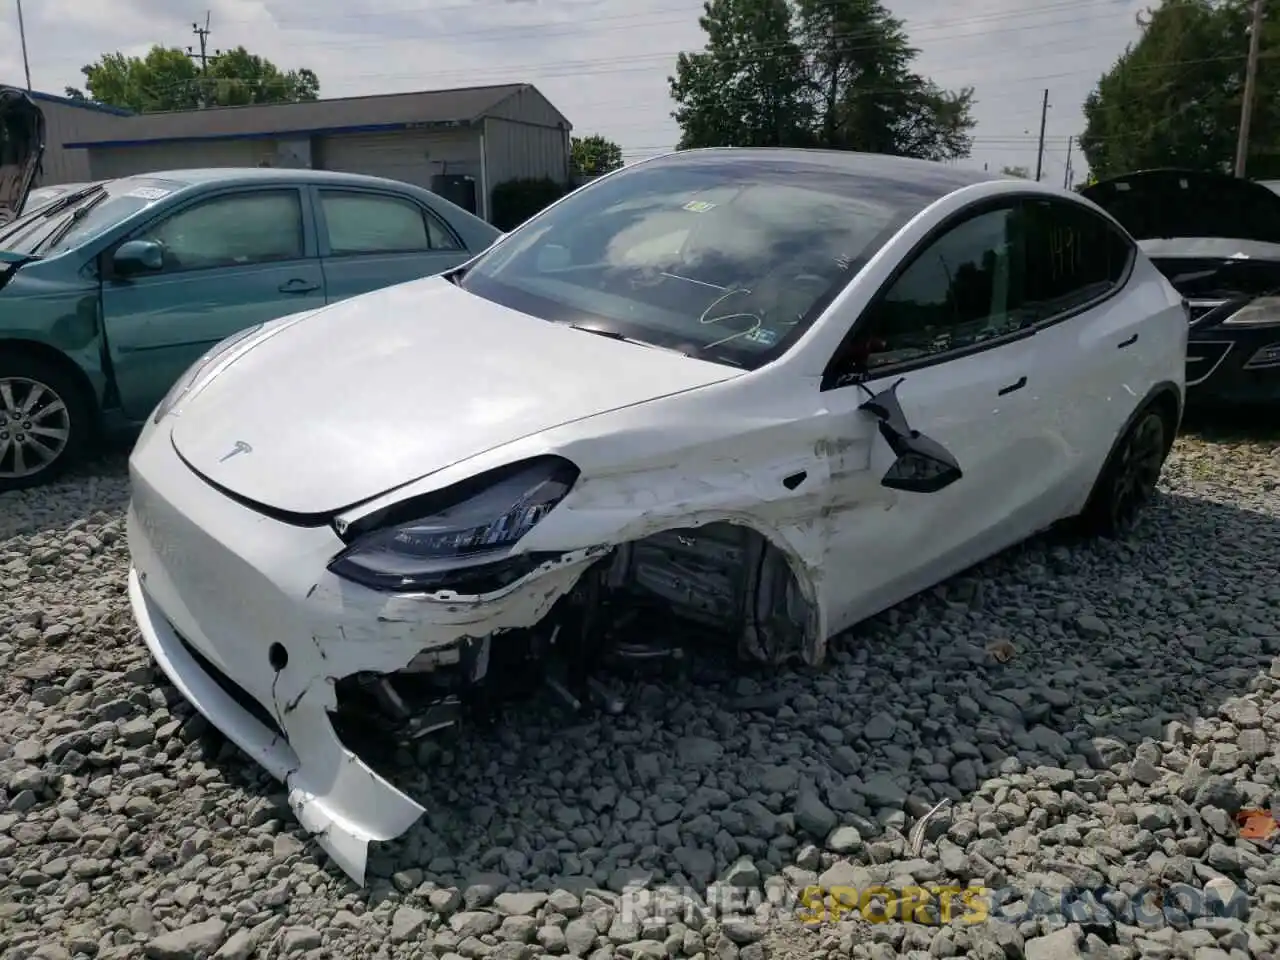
[567, 323, 684, 352]
[0, 183, 107, 248]
[33, 183, 106, 219]
[35, 190, 110, 253]
[568, 323, 634, 342]
[566, 323, 745, 367]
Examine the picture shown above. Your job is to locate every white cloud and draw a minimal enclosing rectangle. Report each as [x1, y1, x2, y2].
[0, 0, 1144, 182]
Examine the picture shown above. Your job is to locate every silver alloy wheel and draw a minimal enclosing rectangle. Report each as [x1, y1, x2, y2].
[0, 376, 72, 480]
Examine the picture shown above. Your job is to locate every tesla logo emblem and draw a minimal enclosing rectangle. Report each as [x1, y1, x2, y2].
[219, 440, 252, 462]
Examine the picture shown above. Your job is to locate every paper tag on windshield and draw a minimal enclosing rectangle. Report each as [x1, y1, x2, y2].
[683, 200, 716, 213]
[743, 327, 780, 346]
[123, 187, 171, 201]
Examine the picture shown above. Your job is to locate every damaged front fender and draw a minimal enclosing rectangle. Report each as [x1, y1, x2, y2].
[128, 548, 602, 887]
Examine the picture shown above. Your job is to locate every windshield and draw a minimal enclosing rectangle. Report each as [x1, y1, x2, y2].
[0, 176, 184, 256]
[23, 185, 73, 211]
[457, 158, 922, 369]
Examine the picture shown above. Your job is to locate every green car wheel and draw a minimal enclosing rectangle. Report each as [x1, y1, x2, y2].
[0, 355, 91, 492]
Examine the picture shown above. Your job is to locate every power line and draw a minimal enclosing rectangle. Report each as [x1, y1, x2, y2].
[25, 0, 1130, 74]
[202, 0, 1119, 32]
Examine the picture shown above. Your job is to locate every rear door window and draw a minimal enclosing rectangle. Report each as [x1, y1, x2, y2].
[320, 191, 461, 255]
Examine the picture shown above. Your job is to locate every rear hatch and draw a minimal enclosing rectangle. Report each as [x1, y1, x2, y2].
[0, 85, 44, 226]
[1081, 169, 1280, 320]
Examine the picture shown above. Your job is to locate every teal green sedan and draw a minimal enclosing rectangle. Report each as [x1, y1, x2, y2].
[0, 166, 502, 491]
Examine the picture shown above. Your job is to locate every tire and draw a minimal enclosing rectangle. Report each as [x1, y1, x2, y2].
[0, 354, 92, 493]
[1076, 403, 1171, 539]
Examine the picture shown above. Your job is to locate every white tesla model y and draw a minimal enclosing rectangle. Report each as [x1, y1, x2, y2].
[126, 148, 1188, 884]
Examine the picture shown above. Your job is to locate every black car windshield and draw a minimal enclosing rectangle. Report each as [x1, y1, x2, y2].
[0, 176, 185, 256]
[457, 156, 930, 369]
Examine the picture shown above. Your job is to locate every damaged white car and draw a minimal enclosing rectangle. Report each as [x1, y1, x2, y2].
[126, 148, 1187, 884]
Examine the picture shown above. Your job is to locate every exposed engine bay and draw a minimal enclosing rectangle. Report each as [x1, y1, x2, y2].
[329, 523, 813, 752]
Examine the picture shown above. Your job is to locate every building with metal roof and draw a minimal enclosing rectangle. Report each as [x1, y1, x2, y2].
[42, 82, 572, 223]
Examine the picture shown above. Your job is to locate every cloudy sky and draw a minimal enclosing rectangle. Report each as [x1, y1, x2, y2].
[0, 0, 1147, 184]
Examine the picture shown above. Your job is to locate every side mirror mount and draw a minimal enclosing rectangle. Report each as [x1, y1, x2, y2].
[858, 379, 963, 494]
[112, 239, 163, 276]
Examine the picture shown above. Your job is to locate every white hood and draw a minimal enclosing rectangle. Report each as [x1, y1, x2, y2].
[170, 276, 741, 515]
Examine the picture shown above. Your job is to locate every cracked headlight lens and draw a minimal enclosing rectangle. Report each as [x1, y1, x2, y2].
[328, 456, 579, 592]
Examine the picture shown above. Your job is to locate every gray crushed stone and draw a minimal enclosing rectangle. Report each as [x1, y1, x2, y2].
[1, 429, 1279, 960]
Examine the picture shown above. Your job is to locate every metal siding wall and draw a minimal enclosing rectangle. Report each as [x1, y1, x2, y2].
[315, 129, 480, 190]
[482, 118, 570, 190]
[485, 87, 570, 129]
[36, 101, 133, 186]
[87, 140, 274, 180]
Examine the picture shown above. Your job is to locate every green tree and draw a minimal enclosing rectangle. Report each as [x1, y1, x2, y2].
[65, 44, 319, 112]
[1001, 165, 1031, 177]
[571, 134, 624, 177]
[669, 0, 815, 149]
[668, 0, 974, 159]
[1080, 0, 1280, 179]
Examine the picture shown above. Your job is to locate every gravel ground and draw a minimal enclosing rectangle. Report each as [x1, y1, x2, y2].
[2, 422, 1279, 960]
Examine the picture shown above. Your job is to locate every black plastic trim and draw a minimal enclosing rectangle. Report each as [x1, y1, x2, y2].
[171, 436, 337, 527]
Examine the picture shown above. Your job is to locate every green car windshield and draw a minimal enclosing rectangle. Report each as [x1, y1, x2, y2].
[0, 176, 185, 257]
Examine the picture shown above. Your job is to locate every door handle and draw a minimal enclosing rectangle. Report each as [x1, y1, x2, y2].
[279, 279, 319, 294]
[1118, 333, 1138, 349]
[997, 376, 1027, 396]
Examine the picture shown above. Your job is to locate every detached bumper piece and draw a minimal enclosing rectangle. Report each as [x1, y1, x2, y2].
[128, 569, 428, 886]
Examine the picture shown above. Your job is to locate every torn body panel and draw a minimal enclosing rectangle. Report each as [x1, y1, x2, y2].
[126, 421, 831, 887]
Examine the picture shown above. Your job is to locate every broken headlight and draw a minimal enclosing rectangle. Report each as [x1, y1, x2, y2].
[328, 456, 579, 592]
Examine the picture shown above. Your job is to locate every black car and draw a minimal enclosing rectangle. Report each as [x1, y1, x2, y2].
[1081, 169, 1280, 407]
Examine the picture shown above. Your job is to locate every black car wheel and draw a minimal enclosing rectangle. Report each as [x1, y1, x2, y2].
[0, 356, 91, 493]
[1078, 405, 1170, 538]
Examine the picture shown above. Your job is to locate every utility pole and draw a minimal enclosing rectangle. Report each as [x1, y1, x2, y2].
[1235, 0, 1266, 178]
[1035, 89, 1050, 181]
[185, 12, 221, 109]
[16, 0, 31, 90]
[189, 12, 213, 73]
[1063, 136, 1074, 189]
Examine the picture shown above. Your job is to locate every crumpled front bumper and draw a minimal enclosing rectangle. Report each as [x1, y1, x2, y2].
[128, 566, 425, 882]
[125, 428, 594, 885]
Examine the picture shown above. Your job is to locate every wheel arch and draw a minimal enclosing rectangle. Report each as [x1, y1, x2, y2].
[0, 337, 104, 440]
[1077, 379, 1182, 521]
[588, 515, 829, 668]
[0, 337, 102, 407]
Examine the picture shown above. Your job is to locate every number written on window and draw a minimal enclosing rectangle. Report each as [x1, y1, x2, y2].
[1022, 199, 1130, 319]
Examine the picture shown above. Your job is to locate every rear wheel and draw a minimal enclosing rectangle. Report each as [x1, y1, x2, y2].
[1077, 405, 1170, 538]
[0, 355, 91, 493]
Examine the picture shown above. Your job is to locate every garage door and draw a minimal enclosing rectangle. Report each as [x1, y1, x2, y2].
[89, 140, 272, 180]
[316, 130, 479, 191]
